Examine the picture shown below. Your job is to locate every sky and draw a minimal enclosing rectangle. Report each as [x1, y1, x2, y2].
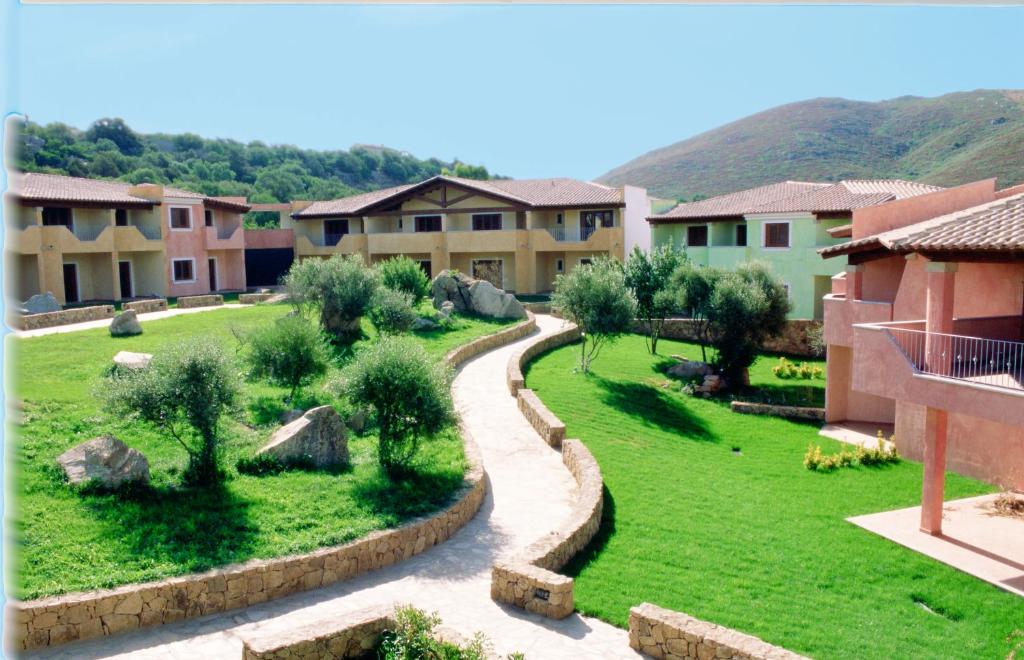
[4, 3, 1024, 180]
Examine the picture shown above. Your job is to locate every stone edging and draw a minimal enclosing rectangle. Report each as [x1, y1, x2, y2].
[629, 602, 810, 660]
[6, 314, 538, 653]
[241, 602, 395, 659]
[16, 305, 115, 331]
[730, 401, 825, 422]
[122, 299, 168, 315]
[239, 293, 274, 305]
[176, 294, 224, 309]
[491, 322, 603, 619]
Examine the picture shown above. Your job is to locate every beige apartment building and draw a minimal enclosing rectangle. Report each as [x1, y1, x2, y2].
[283, 175, 650, 293]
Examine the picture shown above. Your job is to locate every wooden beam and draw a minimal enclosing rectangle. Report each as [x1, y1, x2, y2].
[444, 191, 476, 207]
[367, 206, 526, 217]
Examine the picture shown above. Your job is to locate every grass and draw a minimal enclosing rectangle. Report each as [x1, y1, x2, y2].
[8, 302, 513, 600]
[526, 334, 1024, 659]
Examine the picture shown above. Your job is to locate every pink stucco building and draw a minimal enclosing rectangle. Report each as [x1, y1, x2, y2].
[821, 178, 1024, 534]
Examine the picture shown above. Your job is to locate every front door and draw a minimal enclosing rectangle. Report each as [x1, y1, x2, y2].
[62, 263, 79, 303]
[118, 261, 133, 299]
[208, 258, 218, 292]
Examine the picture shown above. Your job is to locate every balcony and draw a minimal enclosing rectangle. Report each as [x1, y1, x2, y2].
[294, 233, 368, 257]
[205, 225, 244, 250]
[823, 294, 893, 347]
[114, 226, 163, 252]
[44, 225, 115, 253]
[545, 226, 599, 242]
[532, 225, 621, 252]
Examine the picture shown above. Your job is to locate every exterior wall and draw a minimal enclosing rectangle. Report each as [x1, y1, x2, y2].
[163, 201, 247, 297]
[851, 179, 996, 239]
[623, 185, 651, 254]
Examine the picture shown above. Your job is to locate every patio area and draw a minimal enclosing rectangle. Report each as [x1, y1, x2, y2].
[849, 493, 1024, 598]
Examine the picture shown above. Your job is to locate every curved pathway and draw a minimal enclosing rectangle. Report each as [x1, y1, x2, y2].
[27, 314, 638, 659]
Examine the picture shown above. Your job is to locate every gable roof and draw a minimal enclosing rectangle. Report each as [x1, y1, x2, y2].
[649, 179, 943, 223]
[292, 175, 623, 219]
[820, 192, 1024, 258]
[9, 172, 250, 212]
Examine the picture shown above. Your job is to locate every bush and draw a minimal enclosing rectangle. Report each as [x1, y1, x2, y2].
[553, 256, 636, 373]
[244, 316, 330, 401]
[283, 254, 378, 342]
[379, 606, 493, 660]
[772, 357, 824, 380]
[101, 339, 238, 486]
[804, 432, 900, 472]
[369, 287, 417, 335]
[235, 453, 317, 476]
[624, 244, 686, 354]
[338, 337, 454, 476]
[379, 256, 431, 305]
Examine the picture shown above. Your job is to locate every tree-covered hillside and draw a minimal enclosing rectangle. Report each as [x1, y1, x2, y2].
[13, 117, 494, 209]
[599, 90, 1024, 201]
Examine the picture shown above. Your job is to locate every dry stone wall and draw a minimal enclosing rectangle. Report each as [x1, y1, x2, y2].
[241, 603, 395, 659]
[640, 319, 823, 358]
[629, 603, 809, 660]
[5, 315, 538, 652]
[506, 323, 580, 396]
[516, 390, 565, 448]
[239, 293, 275, 305]
[176, 294, 224, 309]
[121, 299, 168, 314]
[17, 305, 115, 330]
[730, 401, 825, 422]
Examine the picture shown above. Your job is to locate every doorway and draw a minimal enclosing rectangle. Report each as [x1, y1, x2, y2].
[208, 258, 218, 292]
[118, 261, 133, 299]
[62, 263, 79, 303]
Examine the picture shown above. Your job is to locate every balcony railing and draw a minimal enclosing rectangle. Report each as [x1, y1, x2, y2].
[133, 224, 162, 240]
[886, 325, 1024, 391]
[546, 226, 600, 242]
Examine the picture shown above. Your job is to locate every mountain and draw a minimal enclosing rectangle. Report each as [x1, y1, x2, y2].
[598, 90, 1024, 201]
[12, 118, 494, 224]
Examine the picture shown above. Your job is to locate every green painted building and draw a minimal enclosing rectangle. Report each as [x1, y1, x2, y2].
[649, 180, 943, 319]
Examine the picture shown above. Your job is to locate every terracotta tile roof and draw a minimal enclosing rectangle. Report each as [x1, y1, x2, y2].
[820, 192, 1024, 257]
[650, 181, 827, 221]
[650, 179, 943, 222]
[10, 172, 250, 212]
[292, 175, 623, 219]
[11, 172, 157, 207]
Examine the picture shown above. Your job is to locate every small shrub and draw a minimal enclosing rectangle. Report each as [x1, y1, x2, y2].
[772, 357, 823, 380]
[379, 255, 430, 304]
[369, 288, 417, 336]
[244, 316, 330, 402]
[236, 453, 317, 476]
[337, 337, 454, 476]
[378, 605, 493, 660]
[804, 432, 900, 472]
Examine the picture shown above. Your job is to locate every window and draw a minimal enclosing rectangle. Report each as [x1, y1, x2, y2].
[169, 207, 192, 230]
[556, 259, 564, 272]
[687, 225, 709, 247]
[579, 258, 593, 267]
[204, 209, 214, 227]
[556, 213, 563, 225]
[398, 218, 403, 230]
[581, 210, 614, 228]
[172, 259, 195, 283]
[324, 219, 349, 246]
[42, 207, 72, 228]
[472, 213, 502, 231]
[115, 209, 128, 226]
[782, 283, 791, 299]
[471, 259, 502, 288]
[764, 222, 790, 248]
[735, 224, 747, 247]
[415, 215, 442, 232]
[417, 260, 432, 279]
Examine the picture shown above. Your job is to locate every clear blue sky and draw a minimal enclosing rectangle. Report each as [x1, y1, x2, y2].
[5, 3, 1024, 180]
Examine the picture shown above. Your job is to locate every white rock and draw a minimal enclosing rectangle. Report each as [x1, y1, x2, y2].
[109, 310, 143, 337]
[113, 351, 153, 370]
[57, 436, 150, 487]
[258, 405, 349, 468]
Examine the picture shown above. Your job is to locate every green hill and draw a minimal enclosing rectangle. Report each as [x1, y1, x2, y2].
[12, 117, 494, 223]
[598, 90, 1024, 201]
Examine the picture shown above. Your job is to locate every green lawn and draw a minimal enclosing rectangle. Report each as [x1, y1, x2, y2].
[526, 334, 1023, 659]
[8, 303, 513, 600]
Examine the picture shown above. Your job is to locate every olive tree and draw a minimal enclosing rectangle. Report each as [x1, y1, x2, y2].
[283, 254, 378, 342]
[623, 244, 686, 354]
[340, 337, 454, 476]
[552, 257, 636, 373]
[368, 287, 417, 335]
[102, 339, 239, 485]
[670, 262, 723, 363]
[245, 316, 330, 402]
[378, 255, 431, 305]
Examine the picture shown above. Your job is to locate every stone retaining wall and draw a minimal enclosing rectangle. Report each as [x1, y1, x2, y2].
[506, 323, 580, 396]
[5, 315, 539, 652]
[629, 603, 809, 660]
[17, 305, 115, 331]
[639, 319, 823, 358]
[730, 401, 825, 422]
[241, 603, 394, 659]
[239, 293, 274, 305]
[121, 299, 168, 315]
[176, 294, 224, 309]
[516, 390, 565, 448]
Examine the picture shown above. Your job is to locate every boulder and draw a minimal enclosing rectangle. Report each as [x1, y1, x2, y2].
[22, 292, 61, 315]
[667, 360, 712, 379]
[694, 374, 726, 394]
[57, 436, 150, 488]
[279, 408, 304, 425]
[113, 351, 153, 370]
[412, 317, 441, 331]
[438, 300, 455, 318]
[109, 310, 143, 337]
[259, 405, 349, 469]
[430, 270, 527, 320]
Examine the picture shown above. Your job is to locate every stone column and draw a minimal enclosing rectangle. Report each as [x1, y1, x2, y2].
[920, 406, 949, 535]
[924, 261, 957, 375]
[844, 264, 864, 301]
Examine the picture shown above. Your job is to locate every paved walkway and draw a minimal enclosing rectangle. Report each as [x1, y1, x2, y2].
[27, 314, 639, 659]
[12, 304, 252, 339]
